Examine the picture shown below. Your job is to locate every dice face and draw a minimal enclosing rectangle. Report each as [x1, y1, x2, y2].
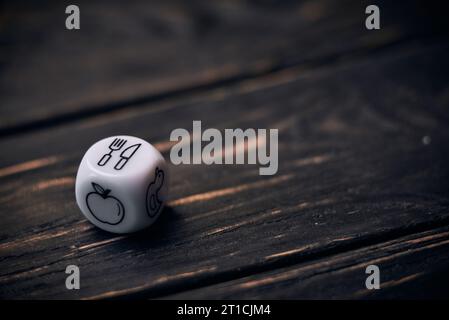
[75, 136, 168, 234]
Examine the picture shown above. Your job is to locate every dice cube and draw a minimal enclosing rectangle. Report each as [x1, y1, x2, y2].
[75, 135, 168, 233]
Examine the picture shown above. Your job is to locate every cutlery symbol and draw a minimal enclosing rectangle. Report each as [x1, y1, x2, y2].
[114, 143, 141, 170]
[97, 138, 127, 166]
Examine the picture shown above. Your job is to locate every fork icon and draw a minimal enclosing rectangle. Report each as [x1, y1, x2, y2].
[97, 138, 127, 166]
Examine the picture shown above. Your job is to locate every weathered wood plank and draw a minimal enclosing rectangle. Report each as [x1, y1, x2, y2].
[1, 0, 446, 133]
[163, 226, 449, 299]
[1, 42, 449, 298]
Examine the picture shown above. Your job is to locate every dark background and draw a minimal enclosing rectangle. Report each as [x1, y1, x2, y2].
[1, 0, 449, 299]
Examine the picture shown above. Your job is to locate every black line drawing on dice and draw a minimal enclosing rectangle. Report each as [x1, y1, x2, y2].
[86, 182, 125, 225]
[146, 167, 164, 217]
[114, 143, 142, 170]
[97, 138, 127, 167]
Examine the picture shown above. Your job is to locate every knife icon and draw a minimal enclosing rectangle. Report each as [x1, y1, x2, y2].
[114, 143, 141, 170]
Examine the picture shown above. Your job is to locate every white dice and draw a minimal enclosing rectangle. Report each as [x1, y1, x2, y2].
[75, 135, 168, 233]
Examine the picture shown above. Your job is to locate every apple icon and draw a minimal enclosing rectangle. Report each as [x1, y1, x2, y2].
[86, 182, 125, 225]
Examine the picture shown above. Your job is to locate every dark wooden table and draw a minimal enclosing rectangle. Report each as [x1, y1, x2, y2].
[1, 0, 449, 299]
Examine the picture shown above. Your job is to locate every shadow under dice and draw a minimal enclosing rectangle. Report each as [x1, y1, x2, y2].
[75, 135, 168, 234]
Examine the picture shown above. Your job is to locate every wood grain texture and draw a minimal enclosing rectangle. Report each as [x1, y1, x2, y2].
[1, 0, 448, 134]
[1, 36, 448, 299]
[164, 226, 449, 299]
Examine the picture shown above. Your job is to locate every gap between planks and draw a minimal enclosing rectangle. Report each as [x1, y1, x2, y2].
[83, 217, 449, 299]
[0, 32, 430, 139]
